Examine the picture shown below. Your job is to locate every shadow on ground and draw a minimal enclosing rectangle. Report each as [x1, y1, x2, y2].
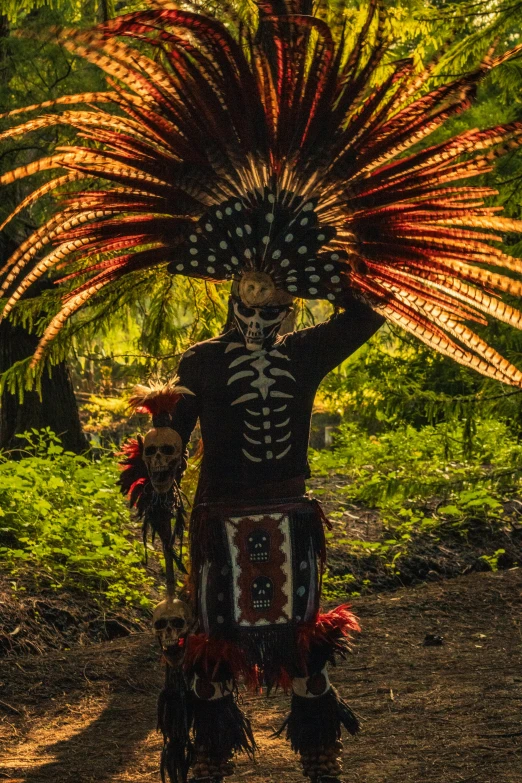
[1, 569, 522, 783]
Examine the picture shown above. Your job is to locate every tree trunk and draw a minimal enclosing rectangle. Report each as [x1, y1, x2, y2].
[0, 14, 87, 454]
[0, 238, 88, 454]
[0, 321, 88, 454]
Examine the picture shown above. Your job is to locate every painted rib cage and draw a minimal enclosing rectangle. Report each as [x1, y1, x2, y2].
[1, 0, 522, 384]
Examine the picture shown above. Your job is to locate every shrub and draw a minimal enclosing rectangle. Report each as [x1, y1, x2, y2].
[0, 428, 154, 608]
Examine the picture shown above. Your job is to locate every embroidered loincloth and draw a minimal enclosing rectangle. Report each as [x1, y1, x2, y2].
[187, 497, 338, 686]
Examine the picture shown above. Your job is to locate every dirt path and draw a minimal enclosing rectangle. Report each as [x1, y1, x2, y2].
[1, 568, 521, 783]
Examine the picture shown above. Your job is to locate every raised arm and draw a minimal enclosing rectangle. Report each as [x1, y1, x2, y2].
[287, 291, 385, 380]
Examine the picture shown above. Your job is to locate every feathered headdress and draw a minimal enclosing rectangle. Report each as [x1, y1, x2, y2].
[2, 0, 522, 384]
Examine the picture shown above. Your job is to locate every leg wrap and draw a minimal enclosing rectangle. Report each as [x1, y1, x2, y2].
[191, 741, 234, 780]
[191, 675, 256, 779]
[276, 669, 359, 782]
[283, 672, 360, 753]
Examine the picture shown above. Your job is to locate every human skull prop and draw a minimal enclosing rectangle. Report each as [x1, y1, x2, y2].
[143, 427, 182, 494]
[152, 597, 192, 651]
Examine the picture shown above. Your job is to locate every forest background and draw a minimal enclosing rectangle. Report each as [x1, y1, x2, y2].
[0, 0, 521, 650]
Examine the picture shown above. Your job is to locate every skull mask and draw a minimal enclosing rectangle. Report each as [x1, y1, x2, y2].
[153, 597, 192, 650]
[233, 299, 290, 351]
[143, 427, 182, 494]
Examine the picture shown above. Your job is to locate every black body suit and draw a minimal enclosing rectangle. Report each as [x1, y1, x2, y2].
[171, 299, 384, 502]
[168, 298, 384, 781]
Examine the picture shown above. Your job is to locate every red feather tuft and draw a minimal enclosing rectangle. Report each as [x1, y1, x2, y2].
[128, 380, 193, 417]
[184, 633, 254, 687]
[298, 604, 361, 654]
[116, 436, 150, 510]
[119, 435, 142, 462]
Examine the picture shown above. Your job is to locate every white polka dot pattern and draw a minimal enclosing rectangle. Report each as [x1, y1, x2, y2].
[167, 186, 347, 302]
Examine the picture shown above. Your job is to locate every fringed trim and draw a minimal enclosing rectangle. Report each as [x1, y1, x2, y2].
[192, 692, 257, 760]
[236, 625, 302, 692]
[309, 498, 331, 564]
[185, 628, 304, 692]
[185, 605, 360, 693]
[188, 505, 214, 589]
[157, 667, 193, 783]
[276, 687, 360, 753]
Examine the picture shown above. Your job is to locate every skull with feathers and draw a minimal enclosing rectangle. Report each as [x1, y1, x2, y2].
[233, 272, 293, 351]
[142, 427, 182, 494]
[128, 380, 193, 494]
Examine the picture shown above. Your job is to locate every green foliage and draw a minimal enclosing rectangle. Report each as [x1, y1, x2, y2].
[317, 323, 522, 456]
[0, 0, 135, 24]
[0, 428, 155, 607]
[479, 548, 507, 572]
[81, 393, 129, 434]
[313, 416, 521, 591]
[312, 416, 522, 507]
[320, 570, 358, 603]
[1, 0, 522, 403]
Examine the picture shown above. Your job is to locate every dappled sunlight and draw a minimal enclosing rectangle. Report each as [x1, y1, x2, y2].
[0, 689, 161, 781]
[0, 695, 110, 771]
[1, 569, 521, 782]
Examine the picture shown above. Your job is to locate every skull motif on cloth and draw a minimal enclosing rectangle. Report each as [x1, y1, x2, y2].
[153, 597, 192, 650]
[143, 427, 183, 494]
[248, 529, 271, 562]
[251, 576, 274, 610]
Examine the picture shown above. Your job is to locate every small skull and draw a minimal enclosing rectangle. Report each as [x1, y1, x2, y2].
[239, 271, 276, 307]
[143, 427, 182, 494]
[152, 597, 191, 651]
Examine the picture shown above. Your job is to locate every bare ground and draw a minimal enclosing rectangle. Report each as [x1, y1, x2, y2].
[0, 567, 521, 783]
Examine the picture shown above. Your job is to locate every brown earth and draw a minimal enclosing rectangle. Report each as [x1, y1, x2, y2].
[0, 567, 521, 783]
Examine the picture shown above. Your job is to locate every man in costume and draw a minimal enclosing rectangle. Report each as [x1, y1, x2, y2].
[2, 1, 522, 782]
[165, 264, 384, 781]
[123, 219, 385, 783]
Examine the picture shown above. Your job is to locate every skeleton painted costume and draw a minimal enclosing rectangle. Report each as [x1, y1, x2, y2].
[3, 1, 522, 781]
[169, 293, 382, 781]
